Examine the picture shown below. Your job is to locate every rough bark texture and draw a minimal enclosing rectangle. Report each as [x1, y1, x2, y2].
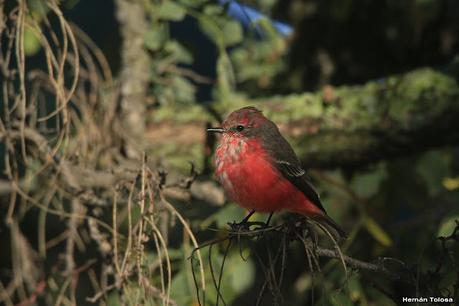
[115, 0, 150, 155]
[263, 68, 459, 168]
[150, 67, 459, 170]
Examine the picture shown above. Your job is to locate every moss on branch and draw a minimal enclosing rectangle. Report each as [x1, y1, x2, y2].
[150, 67, 459, 169]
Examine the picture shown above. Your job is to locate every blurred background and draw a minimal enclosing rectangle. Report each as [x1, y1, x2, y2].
[1, 0, 459, 305]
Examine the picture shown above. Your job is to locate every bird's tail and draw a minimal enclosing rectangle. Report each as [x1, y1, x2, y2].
[311, 214, 347, 241]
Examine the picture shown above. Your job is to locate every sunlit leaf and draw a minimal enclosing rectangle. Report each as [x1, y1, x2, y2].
[223, 20, 243, 47]
[165, 41, 194, 64]
[197, 14, 223, 47]
[158, 1, 187, 21]
[23, 27, 41, 56]
[294, 273, 312, 292]
[437, 216, 459, 237]
[442, 177, 459, 190]
[144, 27, 167, 51]
[203, 3, 224, 16]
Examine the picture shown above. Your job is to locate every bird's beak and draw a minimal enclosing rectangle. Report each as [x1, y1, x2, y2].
[207, 127, 225, 133]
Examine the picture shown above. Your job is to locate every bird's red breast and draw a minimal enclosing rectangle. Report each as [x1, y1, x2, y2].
[215, 134, 323, 216]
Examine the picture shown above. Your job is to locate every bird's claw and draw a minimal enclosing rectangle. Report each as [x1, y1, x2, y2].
[228, 220, 268, 232]
[228, 220, 274, 239]
[227, 220, 250, 232]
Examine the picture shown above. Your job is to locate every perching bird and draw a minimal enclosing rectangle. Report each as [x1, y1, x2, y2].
[208, 106, 346, 240]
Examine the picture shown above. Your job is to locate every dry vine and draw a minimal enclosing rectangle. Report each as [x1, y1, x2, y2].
[0, 1, 205, 305]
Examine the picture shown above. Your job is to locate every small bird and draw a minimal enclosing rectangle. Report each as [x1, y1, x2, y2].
[208, 106, 346, 240]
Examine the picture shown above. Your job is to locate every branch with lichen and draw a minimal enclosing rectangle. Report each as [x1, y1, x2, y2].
[151, 65, 459, 170]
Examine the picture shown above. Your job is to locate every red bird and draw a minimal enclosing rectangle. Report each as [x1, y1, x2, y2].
[208, 106, 346, 239]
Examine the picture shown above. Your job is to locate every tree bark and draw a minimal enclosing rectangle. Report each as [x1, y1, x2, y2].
[115, 0, 150, 156]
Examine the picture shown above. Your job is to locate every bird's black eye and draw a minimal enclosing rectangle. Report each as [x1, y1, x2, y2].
[236, 125, 244, 132]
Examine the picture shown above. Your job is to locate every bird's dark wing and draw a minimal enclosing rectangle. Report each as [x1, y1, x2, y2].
[256, 121, 326, 213]
[275, 160, 326, 213]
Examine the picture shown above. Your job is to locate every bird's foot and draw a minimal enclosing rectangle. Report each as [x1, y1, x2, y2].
[227, 220, 265, 233]
[253, 222, 273, 232]
[227, 211, 275, 238]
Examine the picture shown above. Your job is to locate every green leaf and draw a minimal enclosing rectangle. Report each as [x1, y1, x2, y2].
[23, 28, 41, 56]
[164, 41, 193, 64]
[158, 1, 187, 21]
[203, 4, 224, 15]
[223, 20, 243, 46]
[364, 216, 393, 247]
[144, 26, 167, 51]
[229, 255, 255, 293]
[171, 76, 196, 104]
[437, 216, 459, 237]
[197, 14, 223, 47]
[442, 177, 459, 191]
[256, 18, 276, 36]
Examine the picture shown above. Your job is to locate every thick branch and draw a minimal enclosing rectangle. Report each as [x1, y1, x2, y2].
[271, 68, 459, 168]
[150, 66, 459, 169]
[115, 0, 150, 156]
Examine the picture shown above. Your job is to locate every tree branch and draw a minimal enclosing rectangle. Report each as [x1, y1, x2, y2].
[151, 66, 459, 169]
[115, 0, 150, 157]
[312, 243, 414, 284]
